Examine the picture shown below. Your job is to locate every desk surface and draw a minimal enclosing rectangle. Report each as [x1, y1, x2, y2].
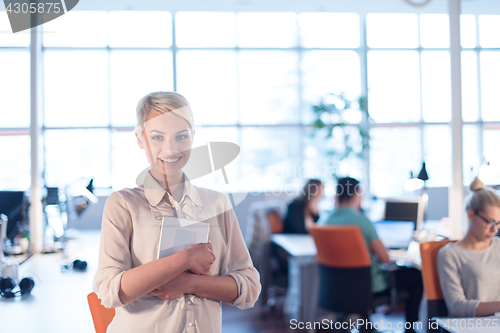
[436, 316, 500, 333]
[271, 234, 317, 257]
[271, 233, 421, 267]
[0, 230, 101, 333]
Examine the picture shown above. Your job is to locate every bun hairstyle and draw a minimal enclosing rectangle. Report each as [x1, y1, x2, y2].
[469, 176, 484, 192]
[465, 177, 500, 214]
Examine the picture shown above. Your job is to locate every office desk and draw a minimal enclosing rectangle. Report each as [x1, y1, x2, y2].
[0, 230, 100, 333]
[271, 234, 421, 324]
[436, 316, 500, 333]
[271, 234, 318, 323]
[386, 240, 421, 269]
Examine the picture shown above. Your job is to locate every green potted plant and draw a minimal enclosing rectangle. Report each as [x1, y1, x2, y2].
[310, 92, 370, 178]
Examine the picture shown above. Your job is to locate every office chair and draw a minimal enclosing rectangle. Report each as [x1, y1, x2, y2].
[309, 225, 390, 333]
[420, 240, 452, 332]
[245, 200, 287, 308]
[87, 292, 115, 333]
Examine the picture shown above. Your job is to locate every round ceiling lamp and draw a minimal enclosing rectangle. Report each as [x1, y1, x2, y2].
[403, 0, 433, 7]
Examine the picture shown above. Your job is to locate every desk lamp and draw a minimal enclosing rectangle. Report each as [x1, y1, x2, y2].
[417, 162, 429, 182]
[404, 172, 424, 192]
[418, 163, 429, 222]
[404, 162, 429, 221]
[405, 163, 429, 190]
[478, 161, 493, 184]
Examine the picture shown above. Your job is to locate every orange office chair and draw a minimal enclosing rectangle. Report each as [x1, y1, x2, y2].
[309, 225, 390, 333]
[87, 292, 115, 333]
[420, 240, 452, 331]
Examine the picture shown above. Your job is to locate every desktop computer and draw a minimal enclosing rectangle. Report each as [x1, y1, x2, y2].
[383, 198, 424, 231]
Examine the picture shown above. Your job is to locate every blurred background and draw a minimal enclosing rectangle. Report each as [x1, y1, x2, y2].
[1, 0, 500, 332]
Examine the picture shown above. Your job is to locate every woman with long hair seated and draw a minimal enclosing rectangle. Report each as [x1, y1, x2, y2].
[282, 179, 323, 234]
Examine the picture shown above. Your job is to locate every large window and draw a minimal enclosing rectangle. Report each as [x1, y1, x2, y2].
[367, 13, 500, 197]
[0, 13, 30, 191]
[367, 13, 452, 197]
[1, 10, 499, 198]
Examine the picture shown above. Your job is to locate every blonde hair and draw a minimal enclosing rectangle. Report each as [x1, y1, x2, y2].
[135, 91, 194, 133]
[465, 177, 500, 213]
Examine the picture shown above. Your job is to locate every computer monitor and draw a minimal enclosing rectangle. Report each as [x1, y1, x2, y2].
[383, 198, 424, 231]
[374, 221, 415, 250]
[0, 191, 29, 243]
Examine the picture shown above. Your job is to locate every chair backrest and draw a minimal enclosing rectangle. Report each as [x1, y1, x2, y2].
[87, 292, 115, 333]
[420, 240, 452, 322]
[309, 225, 371, 268]
[309, 225, 374, 315]
[245, 200, 287, 300]
[420, 240, 451, 301]
[245, 200, 287, 245]
[245, 200, 287, 266]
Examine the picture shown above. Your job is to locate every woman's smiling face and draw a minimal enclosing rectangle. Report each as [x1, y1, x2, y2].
[136, 111, 193, 182]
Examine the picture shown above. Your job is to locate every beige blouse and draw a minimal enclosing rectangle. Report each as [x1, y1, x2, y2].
[93, 171, 261, 333]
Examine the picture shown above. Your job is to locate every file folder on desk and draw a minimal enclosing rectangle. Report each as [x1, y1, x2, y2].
[158, 216, 210, 259]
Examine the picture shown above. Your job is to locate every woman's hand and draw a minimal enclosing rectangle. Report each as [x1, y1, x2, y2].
[150, 272, 191, 300]
[186, 243, 215, 275]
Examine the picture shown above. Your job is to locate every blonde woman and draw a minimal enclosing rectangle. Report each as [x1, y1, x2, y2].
[438, 177, 500, 317]
[93, 92, 261, 332]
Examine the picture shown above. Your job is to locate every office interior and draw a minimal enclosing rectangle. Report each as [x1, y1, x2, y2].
[1, 0, 500, 332]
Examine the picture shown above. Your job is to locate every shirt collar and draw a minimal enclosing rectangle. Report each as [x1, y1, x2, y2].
[142, 171, 203, 208]
[181, 176, 203, 208]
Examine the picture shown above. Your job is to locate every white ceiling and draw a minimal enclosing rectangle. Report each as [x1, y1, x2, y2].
[71, 0, 498, 15]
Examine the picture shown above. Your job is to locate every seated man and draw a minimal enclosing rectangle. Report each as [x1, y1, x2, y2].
[323, 177, 423, 333]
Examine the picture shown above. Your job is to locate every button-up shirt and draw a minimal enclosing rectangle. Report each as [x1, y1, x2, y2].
[93, 171, 261, 333]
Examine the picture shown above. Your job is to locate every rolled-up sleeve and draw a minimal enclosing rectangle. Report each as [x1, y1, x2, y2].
[219, 199, 261, 309]
[93, 191, 133, 309]
[437, 248, 480, 317]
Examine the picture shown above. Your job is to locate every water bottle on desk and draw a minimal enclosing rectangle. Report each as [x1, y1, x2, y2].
[0, 213, 7, 274]
[1, 256, 19, 283]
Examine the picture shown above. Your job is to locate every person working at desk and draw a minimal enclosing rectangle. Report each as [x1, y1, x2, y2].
[438, 177, 500, 318]
[93, 91, 261, 333]
[283, 179, 323, 234]
[323, 177, 423, 333]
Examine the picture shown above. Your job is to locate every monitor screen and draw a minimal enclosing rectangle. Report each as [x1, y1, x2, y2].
[0, 191, 28, 242]
[375, 221, 415, 250]
[384, 200, 421, 230]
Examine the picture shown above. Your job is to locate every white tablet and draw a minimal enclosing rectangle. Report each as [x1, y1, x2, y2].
[157, 216, 210, 259]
